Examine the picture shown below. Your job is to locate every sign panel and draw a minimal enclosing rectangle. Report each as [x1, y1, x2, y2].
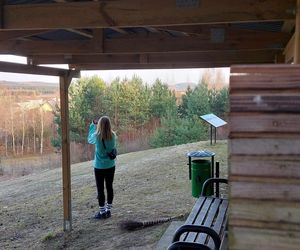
[200, 113, 227, 128]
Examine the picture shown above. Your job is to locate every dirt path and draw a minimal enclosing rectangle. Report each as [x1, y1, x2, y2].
[0, 141, 228, 250]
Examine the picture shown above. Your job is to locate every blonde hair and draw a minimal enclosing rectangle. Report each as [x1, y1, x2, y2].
[96, 116, 113, 140]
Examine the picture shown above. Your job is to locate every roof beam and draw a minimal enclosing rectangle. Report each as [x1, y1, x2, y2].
[69, 62, 234, 70]
[64, 29, 93, 39]
[0, 30, 289, 55]
[109, 27, 128, 35]
[0, 61, 80, 76]
[3, 0, 296, 30]
[295, 0, 300, 63]
[0, 30, 49, 41]
[29, 50, 277, 65]
[69, 60, 272, 70]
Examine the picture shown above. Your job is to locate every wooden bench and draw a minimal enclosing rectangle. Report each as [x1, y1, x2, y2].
[168, 178, 228, 250]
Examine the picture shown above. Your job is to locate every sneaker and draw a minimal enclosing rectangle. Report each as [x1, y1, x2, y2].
[105, 210, 111, 218]
[94, 211, 107, 220]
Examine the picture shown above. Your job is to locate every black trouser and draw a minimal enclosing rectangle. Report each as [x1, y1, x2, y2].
[94, 167, 115, 207]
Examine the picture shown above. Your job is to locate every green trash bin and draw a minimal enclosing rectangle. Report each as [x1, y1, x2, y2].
[191, 159, 213, 198]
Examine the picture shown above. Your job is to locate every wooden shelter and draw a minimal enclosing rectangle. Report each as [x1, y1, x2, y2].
[0, 0, 299, 248]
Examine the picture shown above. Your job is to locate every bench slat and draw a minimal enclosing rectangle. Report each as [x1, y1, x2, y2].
[180, 197, 206, 241]
[207, 199, 228, 249]
[195, 198, 222, 244]
[184, 197, 206, 225]
[184, 197, 214, 242]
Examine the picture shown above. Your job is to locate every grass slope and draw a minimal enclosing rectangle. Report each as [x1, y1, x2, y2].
[0, 140, 228, 250]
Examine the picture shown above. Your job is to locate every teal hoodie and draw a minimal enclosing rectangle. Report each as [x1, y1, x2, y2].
[87, 123, 117, 169]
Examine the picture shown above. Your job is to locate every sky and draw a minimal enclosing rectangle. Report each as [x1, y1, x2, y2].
[0, 55, 230, 85]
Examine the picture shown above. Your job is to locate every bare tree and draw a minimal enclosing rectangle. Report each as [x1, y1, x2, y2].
[40, 107, 44, 155]
[21, 109, 25, 155]
[9, 95, 16, 156]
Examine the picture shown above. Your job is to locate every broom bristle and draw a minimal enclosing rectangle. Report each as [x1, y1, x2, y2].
[120, 220, 144, 231]
[120, 214, 186, 231]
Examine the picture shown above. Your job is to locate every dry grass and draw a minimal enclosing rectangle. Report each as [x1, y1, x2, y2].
[0, 154, 61, 180]
[0, 140, 228, 250]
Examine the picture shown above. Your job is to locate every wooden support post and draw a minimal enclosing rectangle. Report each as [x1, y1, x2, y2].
[59, 73, 72, 231]
[295, 0, 300, 63]
[0, 0, 4, 29]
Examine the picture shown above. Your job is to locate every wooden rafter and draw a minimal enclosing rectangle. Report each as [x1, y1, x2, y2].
[69, 60, 274, 70]
[109, 27, 128, 35]
[295, 0, 300, 63]
[281, 20, 295, 33]
[284, 33, 295, 63]
[52, 0, 93, 39]
[29, 50, 277, 65]
[3, 0, 295, 30]
[0, 29, 290, 55]
[65, 29, 93, 39]
[69, 62, 236, 70]
[0, 30, 49, 41]
[0, 61, 80, 76]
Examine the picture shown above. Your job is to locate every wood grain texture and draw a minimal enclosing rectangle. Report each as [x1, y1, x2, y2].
[30, 50, 278, 65]
[230, 155, 300, 178]
[230, 181, 300, 201]
[230, 93, 300, 113]
[230, 74, 300, 90]
[294, 0, 300, 63]
[229, 113, 300, 133]
[0, 61, 78, 76]
[229, 199, 300, 227]
[229, 227, 300, 250]
[231, 64, 300, 75]
[0, 34, 287, 55]
[229, 64, 300, 249]
[229, 138, 300, 155]
[59, 75, 72, 231]
[4, 0, 295, 29]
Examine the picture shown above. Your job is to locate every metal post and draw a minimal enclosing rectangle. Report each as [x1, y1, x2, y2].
[210, 125, 213, 145]
[214, 127, 217, 144]
[216, 162, 220, 198]
[188, 156, 192, 180]
[211, 155, 214, 195]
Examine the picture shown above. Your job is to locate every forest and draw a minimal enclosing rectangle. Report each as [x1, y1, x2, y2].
[0, 69, 228, 165]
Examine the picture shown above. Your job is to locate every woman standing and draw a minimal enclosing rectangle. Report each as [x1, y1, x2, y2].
[88, 116, 117, 219]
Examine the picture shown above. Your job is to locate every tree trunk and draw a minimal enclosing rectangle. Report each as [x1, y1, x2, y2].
[4, 120, 8, 157]
[10, 98, 15, 156]
[5, 131, 8, 157]
[40, 108, 44, 155]
[21, 110, 25, 155]
[27, 136, 30, 153]
[33, 114, 36, 153]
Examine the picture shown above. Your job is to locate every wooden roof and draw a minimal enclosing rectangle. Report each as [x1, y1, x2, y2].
[0, 0, 297, 70]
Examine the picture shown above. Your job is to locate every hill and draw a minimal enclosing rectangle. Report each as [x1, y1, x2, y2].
[0, 140, 228, 249]
[0, 80, 58, 94]
[168, 82, 196, 92]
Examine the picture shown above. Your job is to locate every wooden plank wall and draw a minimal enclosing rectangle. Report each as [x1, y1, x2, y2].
[228, 65, 300, 250]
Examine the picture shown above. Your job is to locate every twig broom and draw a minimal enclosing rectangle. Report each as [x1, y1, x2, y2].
[119, 214, 185, 231]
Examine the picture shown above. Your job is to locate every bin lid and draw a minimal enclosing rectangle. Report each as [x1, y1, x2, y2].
[187, 150, 215, 158]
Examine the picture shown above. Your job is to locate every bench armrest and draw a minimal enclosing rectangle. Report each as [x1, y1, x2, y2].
[201, 178, 228, 197]
[171, 225, 221, 250]
[168, 241, 211, 250]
